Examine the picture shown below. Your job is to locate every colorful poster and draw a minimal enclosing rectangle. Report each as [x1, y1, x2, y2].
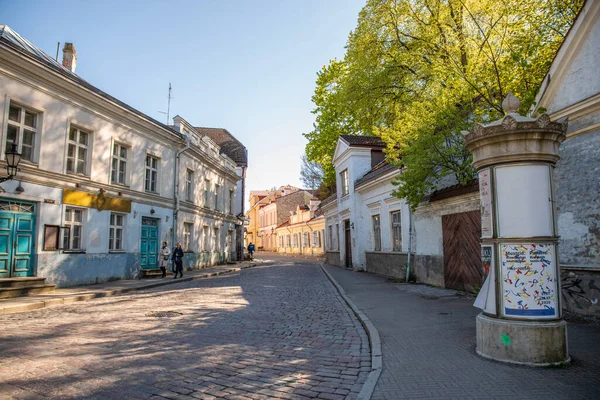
[481, 245, 493, 281]
[501, 243, 558, 318]
[479, 169, 493, 238]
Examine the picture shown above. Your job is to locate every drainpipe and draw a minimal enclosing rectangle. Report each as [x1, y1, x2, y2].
[172, 138, 190, 247]
[405, 209, 413, 283]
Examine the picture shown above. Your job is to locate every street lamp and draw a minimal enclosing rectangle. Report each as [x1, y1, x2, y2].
[0, 144, 22, 183]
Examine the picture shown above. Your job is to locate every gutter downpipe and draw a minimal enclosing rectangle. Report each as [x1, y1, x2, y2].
[172, 138, 191, 247]
[405, 209, 413, 283]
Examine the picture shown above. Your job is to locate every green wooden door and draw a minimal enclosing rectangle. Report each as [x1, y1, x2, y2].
[0, 201, 36, 278]
[140, 217, 158, 270]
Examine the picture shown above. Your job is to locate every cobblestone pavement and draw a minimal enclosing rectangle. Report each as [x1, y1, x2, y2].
[0, 261, 370, 399]
[324, 265, 600, 400]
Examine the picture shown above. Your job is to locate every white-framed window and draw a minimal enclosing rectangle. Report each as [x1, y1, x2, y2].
[183, 222, 193, 251]
[64, 207, 84, 250]
[313, 231, 321, 248]
[144, 155, 159, 193]
[185, 169, 194, 202]
[6, 102, 38, 163]
[286, 234, 291, 247]
[391, 210, 402, 252]
[328, 225, 333, 250]
[203, 225, 210, 251]
[229, 190, 234, 215]
[66, 126, 90, 175]
[340, 169, 349, 197]
[111, 143, 128, 185]
[214, 227, 219, 251]
[279, 235, 283, 248]
[372, 214, 381, 251]
[335, 223, 340, 250]
[215, 184, 220, 211]
[303, 232, 309, 248]
[204, 179, 211, 208]
[109, 213, 125, 251]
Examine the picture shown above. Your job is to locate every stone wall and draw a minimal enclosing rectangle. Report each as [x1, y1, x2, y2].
[365, 252, 410, 281]
[561, 267, 600, 316]
[326, 251, 341, 267]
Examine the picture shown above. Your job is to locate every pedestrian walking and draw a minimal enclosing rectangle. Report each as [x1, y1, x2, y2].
[172, 242, 184, 279]
[247, 242, 255, 260]
[159, 241, 171, 278]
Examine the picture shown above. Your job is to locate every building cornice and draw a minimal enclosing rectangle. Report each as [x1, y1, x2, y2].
[355, 169, 400, 193]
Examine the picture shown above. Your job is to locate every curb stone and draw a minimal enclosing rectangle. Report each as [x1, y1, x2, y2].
[0, 261, 262, 315]
[319, 264, 382, 400]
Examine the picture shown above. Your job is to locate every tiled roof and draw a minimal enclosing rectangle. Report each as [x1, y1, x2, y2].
[428, 179, 479, 202]
[0, 25, 181, 139]
[321, 193, 337, 207]
[195, 127, 248, 166]
[340, 135, 386, 147]
[355, 162, 400, 188]
[275, 221, 290, 229]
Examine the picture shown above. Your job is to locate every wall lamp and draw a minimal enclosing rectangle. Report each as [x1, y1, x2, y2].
[0, 143, 22, 183]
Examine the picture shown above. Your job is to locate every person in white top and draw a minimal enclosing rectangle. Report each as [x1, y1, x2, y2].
[159, 241, 171, 278]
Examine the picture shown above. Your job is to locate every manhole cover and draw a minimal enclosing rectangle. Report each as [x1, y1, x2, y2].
[146, 311, 182, 318]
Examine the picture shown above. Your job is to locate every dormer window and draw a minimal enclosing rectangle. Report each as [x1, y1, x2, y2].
[340, 169, 349, 197]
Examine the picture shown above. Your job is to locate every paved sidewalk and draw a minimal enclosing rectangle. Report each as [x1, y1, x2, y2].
[324, 264, 600, 400]
[0, 260, 264, 315]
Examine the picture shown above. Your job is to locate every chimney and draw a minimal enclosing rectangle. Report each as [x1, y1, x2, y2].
[62, 43, 77, 73]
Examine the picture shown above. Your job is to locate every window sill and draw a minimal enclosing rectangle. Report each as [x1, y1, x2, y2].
[62, 250, 86, 254]
[66, 172, 91, 179]
[110, 182, 130, 188]
[108, 250, 126, 254]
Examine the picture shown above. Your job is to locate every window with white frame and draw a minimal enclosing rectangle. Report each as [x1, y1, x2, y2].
[335, 223, 340, 250]
[213, 227, 219, 251]
[328, 225, 333, 250]
[111, 143, 128, 184]
[279, 235, 283, 248]
[6, 102, 38, 162]
[372, 214, 381, 251]
[303, 232, 309, 248]
[229, 190, 234, 215]
[109, 213, 125, 251]
[391, 211, 402, 251]
[340, 169, 349, 196]
[144, 155, 159, 193]
[64, 207, 84, 250]
[286, 234, 291, 247]
[204, 179, 211, 208]
[185, 169, 194, 202]
[313, 231, 321, 248]
[203, 225, 210, 251]
[66, 126, 90, 175]
[215, 185, 220, 211]
[183, 222, 193, 251]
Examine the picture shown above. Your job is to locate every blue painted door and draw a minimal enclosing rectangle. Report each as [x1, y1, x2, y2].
[140, 217, 158, 270]
[0, 204, 36, 278]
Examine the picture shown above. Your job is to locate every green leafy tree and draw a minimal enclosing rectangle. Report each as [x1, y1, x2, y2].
[305, 0, 582, 209]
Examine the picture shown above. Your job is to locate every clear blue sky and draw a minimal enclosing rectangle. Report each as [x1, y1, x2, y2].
[1, 0, 365, 204]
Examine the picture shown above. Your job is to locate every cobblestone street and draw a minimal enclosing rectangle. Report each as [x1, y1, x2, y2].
[0, 262, 370, 400]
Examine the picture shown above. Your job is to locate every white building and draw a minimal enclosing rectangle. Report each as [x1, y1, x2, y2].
[0, 26, 246, 287]
[323, 135, 411, 277]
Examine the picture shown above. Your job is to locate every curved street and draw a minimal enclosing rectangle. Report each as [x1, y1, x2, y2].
[0, 258, 370, 400]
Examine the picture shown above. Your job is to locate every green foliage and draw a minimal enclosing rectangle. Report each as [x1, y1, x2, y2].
[304, 0, 582, 209]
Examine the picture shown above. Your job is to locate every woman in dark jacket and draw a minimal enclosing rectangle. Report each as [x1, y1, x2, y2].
[172, 242, 184, 279]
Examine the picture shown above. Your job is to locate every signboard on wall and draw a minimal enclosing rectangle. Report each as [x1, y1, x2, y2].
[501, 243, 558, 319]
[479, 169, 493, 238]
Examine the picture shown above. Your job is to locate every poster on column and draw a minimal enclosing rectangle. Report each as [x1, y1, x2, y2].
[501, 243, 558, 319]
[479, 168, 493, 238]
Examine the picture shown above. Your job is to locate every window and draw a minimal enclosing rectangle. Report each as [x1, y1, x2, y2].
[279, 235, 283, 248]
[185, 170, 194, 202]
[144, 155, 159, 192]
[328, 225, 333, 250]
[372, 215, 381, 251]
[204, 179, 211, 208]
[215, 185, 220, 211]
[303, 232, 309, 248]
[6, 102, 38, 162]
[111, 143, 128, 184]
[203, 226, 210, 251]
[183, 222, 193, 251]
[335, 223, 339, 250]
[109, 213, 125, 251]
[66, 126, 89, 175]
[286, 234, 291, 247]
[313, 231, 321, 248]
[340, 169, 349, 196]
[229, 190, 234, 215]
[64, 207, 84, 250]
[214, 227, 219, 251]
[391, 211, 402, 251]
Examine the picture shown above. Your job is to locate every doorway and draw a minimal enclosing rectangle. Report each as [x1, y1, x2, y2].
[344, 220, 352, 269]
[0, 200, 36, 278]
[140, 217, 159, 270]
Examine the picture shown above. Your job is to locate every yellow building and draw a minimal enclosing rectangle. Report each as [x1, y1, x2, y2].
[275, 203, 325, 257]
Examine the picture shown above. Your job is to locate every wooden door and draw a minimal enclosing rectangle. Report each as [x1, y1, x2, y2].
[345, 220, 352, 268]
[12, 214, 35, 277]
[140, 217, 159, 270]
[442, 211, 482, 292]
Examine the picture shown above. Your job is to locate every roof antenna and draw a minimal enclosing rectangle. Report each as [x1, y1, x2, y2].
[158, 83, 172, 124]
[55, 42, 60, 61]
